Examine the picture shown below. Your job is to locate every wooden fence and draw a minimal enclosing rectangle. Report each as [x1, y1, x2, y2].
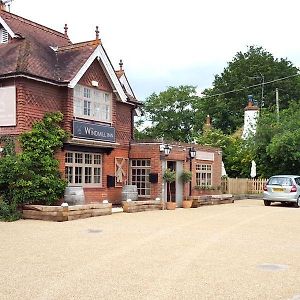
[221, 178, 267, 194]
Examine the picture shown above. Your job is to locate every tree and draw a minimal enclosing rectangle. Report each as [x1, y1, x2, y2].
[199, 46, 300, 134]
[135, 85, 201, 143]
[196, 128, 254, 178]
[254, 101, 300, 177]
[0, 112, 68, 221]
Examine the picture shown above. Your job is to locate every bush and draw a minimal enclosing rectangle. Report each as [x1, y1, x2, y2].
[0, 112, 68, 215]
[0, 199, 21, 222]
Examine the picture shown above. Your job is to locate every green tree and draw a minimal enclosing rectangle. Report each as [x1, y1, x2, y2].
[254, 101, 300, 177]
[135, 85, 201, 142]
[199, 46, 300, 134]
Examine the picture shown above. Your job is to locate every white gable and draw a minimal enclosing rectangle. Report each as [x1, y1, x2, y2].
[68, 45, 127, 102]
[119, 74, 134, 97]
[0, 15, 16, 39]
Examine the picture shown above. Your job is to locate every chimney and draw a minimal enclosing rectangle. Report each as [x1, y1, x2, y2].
[203, 115, 212, 132]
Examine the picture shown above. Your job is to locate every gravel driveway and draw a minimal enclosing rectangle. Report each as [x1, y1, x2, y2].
[1, 200, 300, 300]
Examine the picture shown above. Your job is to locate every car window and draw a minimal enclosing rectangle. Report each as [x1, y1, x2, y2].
[268, 177, 292, 186]
[295, 177, 300, 185]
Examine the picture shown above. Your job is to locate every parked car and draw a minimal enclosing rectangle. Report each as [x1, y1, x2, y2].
[263, 175, 300, 207]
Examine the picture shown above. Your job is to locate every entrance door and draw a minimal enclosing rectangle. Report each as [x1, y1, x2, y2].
[163, 161, 184, 207]
[166, 161, 176, 202]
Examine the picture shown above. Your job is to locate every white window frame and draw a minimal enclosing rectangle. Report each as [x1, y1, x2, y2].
[73, 84, 112, 123]
[0, 28, 9, 44]
[65, 151, 102, 187]
[196, 163, 212, 187]
[130, 159, 151, 197]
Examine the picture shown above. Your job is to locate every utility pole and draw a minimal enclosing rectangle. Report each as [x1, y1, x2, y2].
[260, 73, 264, 108]
[276, 88, 279, 122]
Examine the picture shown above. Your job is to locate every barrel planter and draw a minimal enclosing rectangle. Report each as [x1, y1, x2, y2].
[64, 186, 85, 205]
[121, 185, 138, 201]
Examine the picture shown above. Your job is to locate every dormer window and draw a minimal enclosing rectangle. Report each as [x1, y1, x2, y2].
[0, 28, 9, 44]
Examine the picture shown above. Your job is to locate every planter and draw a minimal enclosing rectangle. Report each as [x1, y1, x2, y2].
[166, 202, 176, 210]
[182, 200, 193, 208]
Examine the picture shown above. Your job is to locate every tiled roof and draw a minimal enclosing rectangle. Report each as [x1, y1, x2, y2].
[0, 10, 98, 83]
[0, 9, 140, 104]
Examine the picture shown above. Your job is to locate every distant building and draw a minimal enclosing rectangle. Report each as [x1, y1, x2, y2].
[241, 95, 259, 139]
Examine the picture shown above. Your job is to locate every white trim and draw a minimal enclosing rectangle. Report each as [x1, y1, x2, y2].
[68, 45, 127, 102]
[120, 74, 134, 96]
[0, 16, 16, 38]
[0, 74, 67, 86]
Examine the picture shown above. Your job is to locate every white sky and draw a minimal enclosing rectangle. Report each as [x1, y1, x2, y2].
[8, 0, 300, 101]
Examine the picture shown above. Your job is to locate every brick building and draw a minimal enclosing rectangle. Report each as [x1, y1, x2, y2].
[0, 4, 222, 206]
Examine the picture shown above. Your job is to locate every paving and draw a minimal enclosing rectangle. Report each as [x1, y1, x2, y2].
[1, 199, 300, 300]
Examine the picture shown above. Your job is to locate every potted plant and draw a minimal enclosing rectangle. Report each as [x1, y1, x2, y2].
[163, 168, 176, 210]
[180, 170, 193, 208]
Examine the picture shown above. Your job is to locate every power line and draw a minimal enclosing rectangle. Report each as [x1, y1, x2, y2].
[199, 73, 300, 99]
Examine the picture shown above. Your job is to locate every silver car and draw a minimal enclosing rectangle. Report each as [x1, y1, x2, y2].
[263, 175, 300, 207]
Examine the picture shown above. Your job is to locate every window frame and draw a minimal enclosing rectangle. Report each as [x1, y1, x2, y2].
[130, 159, 151, 197]
[65, 151, 103, 187]
[0, 28, 9, 44]
[73, 84, 112, 123]
[195, 163, 213, 187]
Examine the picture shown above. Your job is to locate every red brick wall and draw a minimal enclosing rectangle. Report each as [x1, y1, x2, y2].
[116, 102, 133, 145]
[0, 61, 135, 206]
[129, 143, 222, 200]
[0, 78, 66, 136]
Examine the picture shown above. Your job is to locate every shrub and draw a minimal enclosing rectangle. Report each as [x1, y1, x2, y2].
[0, 112, 68, 220]
[0, 198, 21, 222]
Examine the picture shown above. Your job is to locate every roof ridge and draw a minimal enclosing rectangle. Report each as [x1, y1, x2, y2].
[0, 10, 70, 41]
[57, 40, 100, 52]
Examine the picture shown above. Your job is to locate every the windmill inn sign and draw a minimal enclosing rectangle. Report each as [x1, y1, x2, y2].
[73, 120, 116, 142]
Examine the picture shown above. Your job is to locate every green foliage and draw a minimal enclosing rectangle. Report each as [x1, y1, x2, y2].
[199, 46, 300, 134]
[194, 185, 221, 190]
[163, 168, 176, 202]
[196, 128, 254, 178]
[163, 168, 176, 183]
[180, 170, 192, 183]
[0, 112, 68, 218]
[0, 198, 21, 222]
[254, 101, 300, 177]
[135, 85, 201, 142]
[0, 136, 16, 156]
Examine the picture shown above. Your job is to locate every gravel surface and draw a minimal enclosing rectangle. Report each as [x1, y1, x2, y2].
[1, 199, 300, 300]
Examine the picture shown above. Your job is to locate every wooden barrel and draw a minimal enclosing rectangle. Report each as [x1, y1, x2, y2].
[121, 185, 138, 201]
[64, 186, 85, 205]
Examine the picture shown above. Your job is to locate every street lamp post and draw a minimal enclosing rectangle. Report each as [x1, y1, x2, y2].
[188, 147, 196, 196]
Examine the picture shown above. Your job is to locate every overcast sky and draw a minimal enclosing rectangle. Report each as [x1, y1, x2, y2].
[9, 0, 300, 101]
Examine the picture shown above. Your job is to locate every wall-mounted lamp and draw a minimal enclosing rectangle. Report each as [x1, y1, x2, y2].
[0, 147, 3, 153]
[164, 144, 171, 156]
[159, 144, 172, 156]
[189, 147, 196, 159]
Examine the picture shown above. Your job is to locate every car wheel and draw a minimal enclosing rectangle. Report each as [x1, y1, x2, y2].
[294, 197, 300, 208]
[264, 200, 271, 206]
